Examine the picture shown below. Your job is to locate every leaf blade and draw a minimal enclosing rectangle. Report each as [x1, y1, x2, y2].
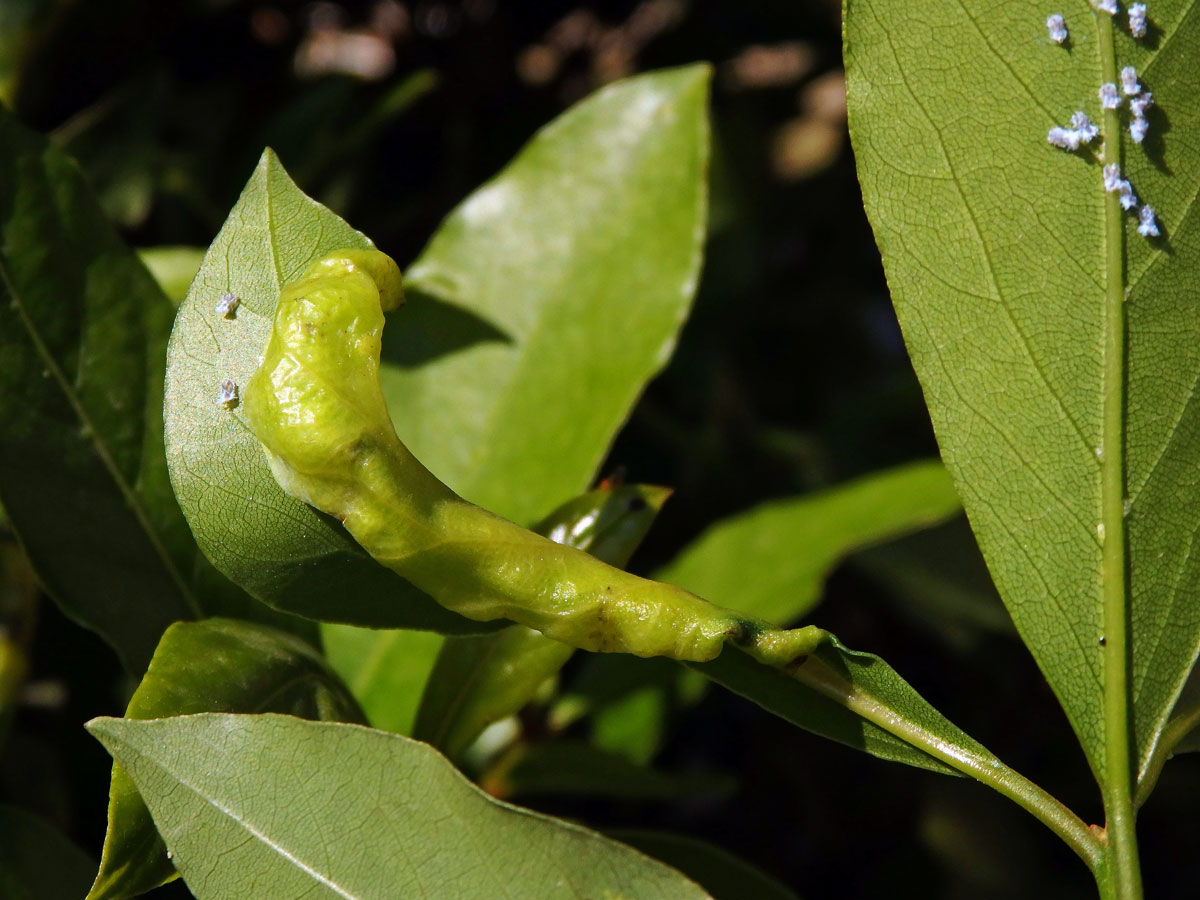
[87, 618, 365, 900]
[88, 714, 712, 900]
[390, 64, 711, 524]
[163, 149, 483, 635]
[0, 106, 199, 672]
[844, 0, 1200, 784]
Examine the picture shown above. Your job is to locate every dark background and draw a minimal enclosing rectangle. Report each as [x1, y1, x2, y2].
[2, 1, 1196, 896]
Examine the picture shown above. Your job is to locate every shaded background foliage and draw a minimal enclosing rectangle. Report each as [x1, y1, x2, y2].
[1, 1, 1196, 897]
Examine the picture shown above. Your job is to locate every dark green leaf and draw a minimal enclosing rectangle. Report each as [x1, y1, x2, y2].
[608, 830, 800, 900]
[0, 805, 96, 900]
[693, 638, 966, 776]
[0, 1, 60, 106]
[497, 741, 735, 802]
[88, 714, 712, 900]
[0, 105, 201, 673]
[87, 619, 364, 900]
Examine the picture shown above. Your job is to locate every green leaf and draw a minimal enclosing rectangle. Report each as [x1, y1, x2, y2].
[412, 484, 671, 760]
[88, 714, 712, 900]
[692, 638, 961, 776]
[495, 741, 735, 802]
[656, 460, 961, 625]
[845, 0, 1200, 784]
[321, 625, 444, 735]
[387, 64, 711, 524]
[0, 805, 96, 900]
[0, 105, 201, 673]
[88, 619, 365, 900]
[162, 149, 482, 635]
[590, 682, 670, 764]
[556, 654, 687, 764]
[414, 626, 572, 760]
[136, 246, 204, 305]
[607, 830, 800, 900]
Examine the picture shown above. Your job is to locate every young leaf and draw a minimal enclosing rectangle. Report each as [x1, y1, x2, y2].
[87, 619, 365, 900]
[0, 805, 96, 900]
[388, 64, 712, 524]
[656, 460, 961, 625]
[88, 714, 712, 900]
[411, 483, 672, 759]
[162, 149, 482, 635]
[845, 0, 1200, 797]
[0, 106, 200, 673]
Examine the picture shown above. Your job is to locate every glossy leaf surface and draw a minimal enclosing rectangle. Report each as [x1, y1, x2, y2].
[0, 106, 199, 672]
[88, 619, 364, 900]
[388, 64, 711, 524]
[845, 0, 1200, 781]
[89, 714, 712, 900]
[656, 459, 960, 625]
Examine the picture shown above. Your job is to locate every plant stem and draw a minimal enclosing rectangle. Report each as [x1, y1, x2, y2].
[787, 657, 1102, 870]
[1096, 10, 1143, 899]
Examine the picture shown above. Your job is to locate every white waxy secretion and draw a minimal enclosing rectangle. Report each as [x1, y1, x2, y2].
[217, 380, 239, 409]
[1120, 66, 1141, 96]
[1048, 126, 1082, 150]
[1046, 13, 1068, 43]
[1130, 116, 1149, 144]
[1138, 205, 1160, 237]
[216, 292, 240, 318]
[1070, 111, 1099, 143]
[1096, 0, 1118, 13]
[1099, 83, 1122, 109]
[1103, 165, 1138, 210]
[1129, 92, 1153, 118]
[1128, 3, 1147, 38]
[1103, 164, 1123, 192]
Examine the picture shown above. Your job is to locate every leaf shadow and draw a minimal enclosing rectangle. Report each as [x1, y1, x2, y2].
[1138, 104, 1171, 176]
[381, 287, 513, 369]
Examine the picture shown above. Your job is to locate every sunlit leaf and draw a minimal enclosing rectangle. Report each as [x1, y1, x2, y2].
[89, 714, 712, 900]
[845, 0, 1200, 783]
[87, 619, 364, 900]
